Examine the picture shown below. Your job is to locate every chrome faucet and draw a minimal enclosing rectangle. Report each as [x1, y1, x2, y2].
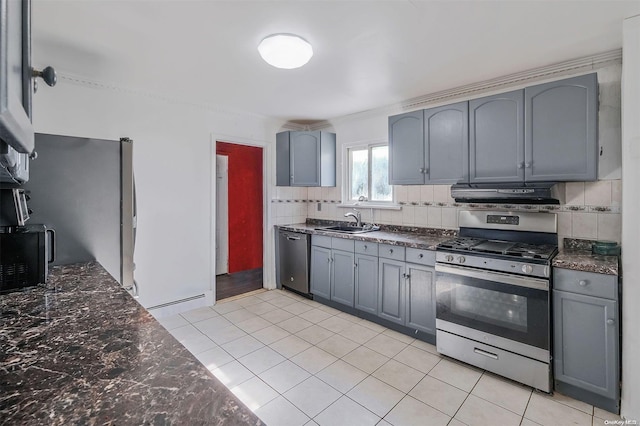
[344, 209, 362, 227]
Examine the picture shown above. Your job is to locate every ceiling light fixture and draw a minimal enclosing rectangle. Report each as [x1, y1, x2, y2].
[258, 33, 313, 69]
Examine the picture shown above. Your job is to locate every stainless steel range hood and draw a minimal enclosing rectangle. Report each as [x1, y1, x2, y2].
[451, 182, 564, 204]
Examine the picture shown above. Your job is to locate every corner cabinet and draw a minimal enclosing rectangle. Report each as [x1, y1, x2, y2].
[553, 268, 620, 413]
[276, 131, 336, 187]
[525, 73, 598, 181]
[388, 102, 468, 185]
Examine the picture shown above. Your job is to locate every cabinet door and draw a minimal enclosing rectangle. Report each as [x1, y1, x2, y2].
[525, 73, 598, 181]
[553, 290, 619, 399]
[425, 102, 469, 184]
[290, 131, 321, 186]
[469, 90, 524, 183]
[319, 132, 336, 187]
[389, 111, 425, 185]
[331, 249, 355, 307]
[310, 245, 331, 299]
[378, 259, 406, 325]
[405, 263, 435, 335]
[0, 0, 34, 154]
[276, 132, 291, 186]
[355, 253, 378, 315]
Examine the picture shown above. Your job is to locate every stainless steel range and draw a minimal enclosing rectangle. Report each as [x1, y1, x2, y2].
[435, 210, 557, 392]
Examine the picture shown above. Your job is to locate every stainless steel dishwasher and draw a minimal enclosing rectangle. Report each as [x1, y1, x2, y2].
[278, 230, 310, 294]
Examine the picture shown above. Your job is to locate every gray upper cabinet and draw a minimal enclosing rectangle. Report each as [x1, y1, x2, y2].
[276, 131, 336, 187]
[389, 111, 424, 185]
[389, 103, 468, 185]
[0, 0, 34, 155]
[469, 90, 525, 183]
[425, 102, 469, 184]
[553, 268, 620, 413]
[405, 263, 435, 334]
[525, 73, 598, 181]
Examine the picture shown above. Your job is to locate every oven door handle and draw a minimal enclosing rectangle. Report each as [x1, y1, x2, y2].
[435, 264, 549, 291]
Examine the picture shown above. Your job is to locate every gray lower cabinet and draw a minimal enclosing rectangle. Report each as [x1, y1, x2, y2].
[310, 245, 331, 299]
[354, 253, 378, 315]
[276, 131, 336, 187]
[378, 258, 406, 325]
[405, 263, 436, 334]
[553, 268, 620, 413]
[525, 73, 598, 181]
[331, 249, 355, 307]
[469, 90, 525, 183]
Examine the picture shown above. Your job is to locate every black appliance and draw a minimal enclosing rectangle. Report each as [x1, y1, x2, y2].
[0, 224, 55, 292]
[435, 210, 557, 392]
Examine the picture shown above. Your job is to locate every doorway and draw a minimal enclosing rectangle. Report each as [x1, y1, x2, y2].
[215, 141, 264, 300]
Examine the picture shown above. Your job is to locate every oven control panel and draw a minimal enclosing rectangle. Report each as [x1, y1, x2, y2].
[435, 251, 550, 278]
[486, 215, 519, 225]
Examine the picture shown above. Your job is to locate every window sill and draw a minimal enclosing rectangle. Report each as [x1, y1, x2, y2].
[336, 203, 402, 211]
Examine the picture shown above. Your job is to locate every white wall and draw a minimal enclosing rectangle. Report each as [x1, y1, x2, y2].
[32, 79, 282, 308]
[621, 14, 640, 420]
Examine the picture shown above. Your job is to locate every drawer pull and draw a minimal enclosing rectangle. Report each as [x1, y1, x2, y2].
[474, 348, 499, 360]
[418, 253, 424, 259]
[607, 319, 615, 326]
[364, 245, 368, 249]
[389, 249, 394, 254]
[578, 280, 588, 287]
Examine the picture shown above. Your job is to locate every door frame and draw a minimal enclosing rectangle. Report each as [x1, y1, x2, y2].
[210, 135, 273, 304]
[215, 154, 229, 275]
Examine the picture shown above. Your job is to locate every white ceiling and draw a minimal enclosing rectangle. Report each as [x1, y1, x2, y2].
[32, 0, 640, 122]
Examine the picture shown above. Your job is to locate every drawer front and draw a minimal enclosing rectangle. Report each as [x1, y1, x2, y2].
[405, 247, 435, 266]
[332, 237, 355, 252]
[312, 235, 332, 248]
[379, 244, 405, 261]
[355, 241, 379, 256]
[553, 268, 618, 300]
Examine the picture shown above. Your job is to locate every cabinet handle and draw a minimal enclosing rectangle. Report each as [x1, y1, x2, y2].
[517, 162, 524, 169]
[578, 280, 588, 287]
[525, 162, 531, 168]
[327, 258, 331, 263]
[354, 263, 357, 268]
[419, 168, 424, 173]
[424, 168, 429, 174]
[607, 319, 615, 326]
[364, 245, 368, 249]
[418, 253, 424, 259]
[389, 249, 394, 254]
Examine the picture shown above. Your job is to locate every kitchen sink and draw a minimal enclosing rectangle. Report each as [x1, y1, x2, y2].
[315, 225, 379, 234]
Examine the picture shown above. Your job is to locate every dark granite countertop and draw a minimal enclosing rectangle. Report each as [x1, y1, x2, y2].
[277, 221, 457, 250]
[0, 262, 262, 426]
[552, 250, 619, 276]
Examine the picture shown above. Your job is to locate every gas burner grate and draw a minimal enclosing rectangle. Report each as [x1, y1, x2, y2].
[437, 237, 485, 251]
[504, 243, 558, 260]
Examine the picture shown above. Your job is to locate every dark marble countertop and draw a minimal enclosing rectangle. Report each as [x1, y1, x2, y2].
[552, 250, 619, 276]
[0, 262, 263, 426]
[277, 222, 457, 250]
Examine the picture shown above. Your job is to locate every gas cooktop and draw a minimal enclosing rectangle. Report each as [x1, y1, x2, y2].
[437, 237, 558, 260]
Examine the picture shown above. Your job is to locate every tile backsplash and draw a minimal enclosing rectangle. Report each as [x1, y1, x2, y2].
[272, 181, 622, 247]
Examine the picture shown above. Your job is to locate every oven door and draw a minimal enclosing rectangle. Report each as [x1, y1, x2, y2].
[435, 263, 549, 351]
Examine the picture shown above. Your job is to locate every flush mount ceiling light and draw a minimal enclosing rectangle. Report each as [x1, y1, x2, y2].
[258, 33, 313, 69]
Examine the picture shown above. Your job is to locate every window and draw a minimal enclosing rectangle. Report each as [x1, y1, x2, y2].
[347, 144, 393, 203]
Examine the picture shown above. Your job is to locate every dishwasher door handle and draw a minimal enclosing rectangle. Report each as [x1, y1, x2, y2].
[286, 235, 301, 241]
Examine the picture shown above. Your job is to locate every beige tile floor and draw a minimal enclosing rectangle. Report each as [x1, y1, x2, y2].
[158, 289, 623, 426]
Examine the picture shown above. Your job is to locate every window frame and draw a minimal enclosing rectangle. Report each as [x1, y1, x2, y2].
[343, 140, 395, 206]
